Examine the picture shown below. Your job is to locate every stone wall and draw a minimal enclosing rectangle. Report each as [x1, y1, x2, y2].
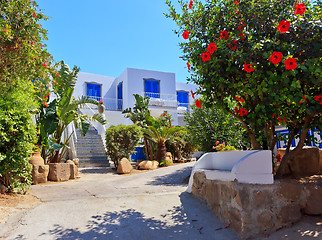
[191, 171, 322, 239]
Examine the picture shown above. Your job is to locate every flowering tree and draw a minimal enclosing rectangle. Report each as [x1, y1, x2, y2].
[165, 0, 321, 177]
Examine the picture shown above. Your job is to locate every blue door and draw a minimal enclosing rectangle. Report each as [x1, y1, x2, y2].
[145, 80, 160, 98]
[177, 91, 189, 109]
[87, 83, 101, 101]
[131, 147, 146, 161]
[117, 83, 123, 110]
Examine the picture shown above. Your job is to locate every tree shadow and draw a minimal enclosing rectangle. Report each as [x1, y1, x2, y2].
[146, 166, 193, 186]
[79, 167, 116, 175]
[37, 193, 239, 240]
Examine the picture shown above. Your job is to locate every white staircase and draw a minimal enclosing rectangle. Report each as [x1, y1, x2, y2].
[75, 126, 110, 168]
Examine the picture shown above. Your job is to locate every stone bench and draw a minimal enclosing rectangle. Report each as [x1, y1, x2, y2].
[187, 150, 273, 192]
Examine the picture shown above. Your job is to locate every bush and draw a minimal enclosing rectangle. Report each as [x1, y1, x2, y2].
[0, 110, 36, 193]
[184, 103, 250, 152]
[105, 124, 141, 169]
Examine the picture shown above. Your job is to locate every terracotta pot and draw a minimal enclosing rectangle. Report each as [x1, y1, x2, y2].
[29, 152, 44, 165]
[98, 103, 105, 114]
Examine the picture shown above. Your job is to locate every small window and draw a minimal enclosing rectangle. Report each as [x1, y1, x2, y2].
[87, 83, 101, 101]
[177, 91, 189, 109]
[117, 83, 123, 110]
[144, 79, 160, 98]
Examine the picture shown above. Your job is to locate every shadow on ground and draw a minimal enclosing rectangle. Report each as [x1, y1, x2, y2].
[146, 166, 192, 186]
[30, 193, 239, 240]
[79, 168, 116, 175]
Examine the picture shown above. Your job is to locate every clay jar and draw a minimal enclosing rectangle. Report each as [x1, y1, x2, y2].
[98, 102, 105, 114]
[29, 152, 45, 165]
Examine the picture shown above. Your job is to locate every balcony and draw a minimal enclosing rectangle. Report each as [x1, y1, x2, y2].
[85, 96, 123, 111]
[144, 92, 177, 108]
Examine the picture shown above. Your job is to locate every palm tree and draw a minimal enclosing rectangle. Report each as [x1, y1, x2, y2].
[142, 126, 180, 164]
[38, 61, 106, 163]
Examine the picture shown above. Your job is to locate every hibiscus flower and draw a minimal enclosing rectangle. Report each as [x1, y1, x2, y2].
[277, 20, 290, 33]
[299, 95, 307, 104]
[182, 31, 189, 39]
[314, 94, 322, 105]
[269, 52, 283, 64]
[229, 40, 238, 50]
[234, 0, 239, 5]
[239, 33, 246, 41]
[207, 42, 217, 53]
[189, 0, 193, 9]
[235, 96, 245, 102]
[56, 73, 61, 77]
[195, 99, 201, 108]
[191, 90, 195, 99]
[43, 63, 47, 67]
[294, 3, 306, 15]
[201, 52, 211, 62]
[239, 108, 249, 116]
[219, 30, 229, 40]
[187, 62, 191, 70]
[243, 62, 255, 72]
[284, 58, 297, 70]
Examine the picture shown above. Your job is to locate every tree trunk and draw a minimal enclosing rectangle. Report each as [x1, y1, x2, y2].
[51, 151, 60, 163]
[157, 138, 166, 163]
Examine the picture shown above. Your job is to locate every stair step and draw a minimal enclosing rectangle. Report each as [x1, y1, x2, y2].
[79, 162, 110, 168]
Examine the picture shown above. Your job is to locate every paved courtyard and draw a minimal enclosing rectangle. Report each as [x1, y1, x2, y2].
[1, 162, 321, 240]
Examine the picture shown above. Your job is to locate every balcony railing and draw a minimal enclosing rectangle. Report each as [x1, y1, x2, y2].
[143, 92, 177, 108]
[86, 96, 123, 111]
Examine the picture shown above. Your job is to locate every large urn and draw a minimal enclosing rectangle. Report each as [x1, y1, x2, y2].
[29, 152, 45, 165]
[98, 101, 105, 114]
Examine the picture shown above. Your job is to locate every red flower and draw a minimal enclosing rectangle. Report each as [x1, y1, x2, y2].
[314, 94, 322, 104]
[195, 99, 201, 108]
[294, 3, 306, 15]
[229, 40, 238, 50]
[239, 108, 249, 116]
[43, 63, 47, 67]
[201, 52, 211, 62]
[43, 102, 48, 108]
[284, 58, 297, 70]
[238, 25, 244, 31]
[277, 20, 290, 33]
[56, 73, 61, 77]
[47, 92, 51, 96]
[182, 31, 189, 40]
[276, 154, 281, 163]
[163, 113, 166, 117]
[33, 13, 36, 18]
[44, 96, 48, 100]
[235, 96, 245, 102]
[207, 42, 217, 53]
[219, 30, 229, 40]
[243, 62, 255, 73]
[187, 62, 191, 70]
[189, 0, 193, 9]
[234, 0, 239, 5]
[299, 95, 307, 104]
[269, 52, 283, 64]
[278, 115, 286, 122]
[238, 33, 245, 41]
[3, 29, 7, 33]
[191, 90, 195, 99]
[54, 81, 58, 85]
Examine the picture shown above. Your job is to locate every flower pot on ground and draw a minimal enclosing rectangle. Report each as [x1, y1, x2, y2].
[29, 152, 45, 165]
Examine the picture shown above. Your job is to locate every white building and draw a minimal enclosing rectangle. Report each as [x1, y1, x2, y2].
[75, 67, 199, 128]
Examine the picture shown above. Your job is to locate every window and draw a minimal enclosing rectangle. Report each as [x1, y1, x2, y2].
[144, 79, 160, 98]
[117, 82, 123, 110]
[86, 83, 101, 101]
[177, 91, 189, 109]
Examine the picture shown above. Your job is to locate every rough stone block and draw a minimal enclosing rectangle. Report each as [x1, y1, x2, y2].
[32, 165, 49, 185]
[278, 204, 301, 224]
[0, 183, 6, 194]
[253, 190, 274, 209]
[257, 211, 274, 233]
[137, 160, 159, 170]
[277, 180, 302, 202]
[303, 185, 322, 215]
[117, 158, 133, 174]
[48, 163, 71, 182]
[70, 164, 78, 179]
[289, 147, 320, 177]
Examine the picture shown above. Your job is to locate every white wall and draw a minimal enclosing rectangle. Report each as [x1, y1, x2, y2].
[75, 72, 115, 99]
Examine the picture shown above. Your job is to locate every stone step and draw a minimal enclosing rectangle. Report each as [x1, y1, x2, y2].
[79, 162, 110, 168]
[75, 141, 104, 145]
[77, 156, 108, 161]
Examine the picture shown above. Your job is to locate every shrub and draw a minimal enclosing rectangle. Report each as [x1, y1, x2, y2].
[105, 124, 141, 169]
[0, 110, 36, 193]
[184, 103, 250, 152]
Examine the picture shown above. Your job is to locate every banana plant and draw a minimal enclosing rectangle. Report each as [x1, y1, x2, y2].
[38, 61, 106, 163]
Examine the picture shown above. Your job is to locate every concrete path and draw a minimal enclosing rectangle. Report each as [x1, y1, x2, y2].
[0, 163, 240, 240]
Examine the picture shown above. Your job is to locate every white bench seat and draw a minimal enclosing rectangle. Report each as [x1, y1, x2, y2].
[187, 150, 274, 193]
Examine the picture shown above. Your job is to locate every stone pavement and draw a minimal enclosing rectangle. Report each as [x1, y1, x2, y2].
[0, 163, 241, 240]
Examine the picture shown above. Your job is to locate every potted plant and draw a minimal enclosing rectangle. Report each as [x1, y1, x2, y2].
[29, 145, 44, 165]
[98, 100, 105, 114]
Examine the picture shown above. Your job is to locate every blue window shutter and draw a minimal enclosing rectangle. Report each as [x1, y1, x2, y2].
[87, 83, 101, 100]
[118, 83, 123, 100]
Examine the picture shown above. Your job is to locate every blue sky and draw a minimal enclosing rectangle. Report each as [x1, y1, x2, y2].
[37, 0, 189, 83]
